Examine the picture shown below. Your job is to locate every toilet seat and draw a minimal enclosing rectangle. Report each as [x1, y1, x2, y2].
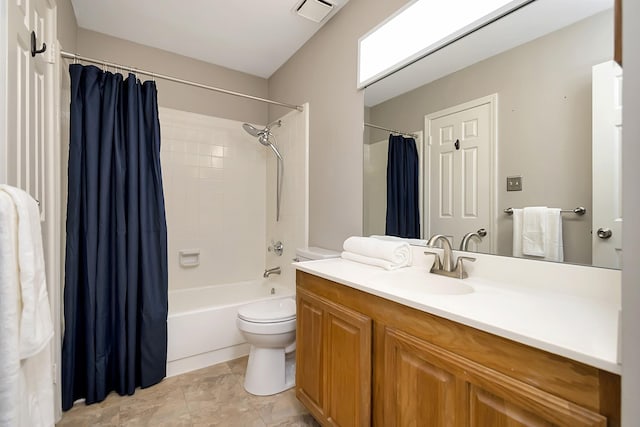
[238, 297, 296, 323]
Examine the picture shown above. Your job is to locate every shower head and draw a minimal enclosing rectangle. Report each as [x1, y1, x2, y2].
[242, 121, 283, 160]
[242, 120, 282, 140]
[242, 123, 261, 138]
[242, 122, 272, 146]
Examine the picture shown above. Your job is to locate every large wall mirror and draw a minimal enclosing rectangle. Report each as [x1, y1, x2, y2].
[363, 0, 621, 269]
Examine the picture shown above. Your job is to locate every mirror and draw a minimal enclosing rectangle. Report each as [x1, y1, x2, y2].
[363, 0, 620, 268]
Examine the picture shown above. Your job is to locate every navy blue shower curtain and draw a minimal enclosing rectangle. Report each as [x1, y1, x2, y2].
[385, 134, 420, 238]
[61, 64, 168, 410]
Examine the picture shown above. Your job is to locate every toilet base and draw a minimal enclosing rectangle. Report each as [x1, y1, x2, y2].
[243, 347, 295, 396]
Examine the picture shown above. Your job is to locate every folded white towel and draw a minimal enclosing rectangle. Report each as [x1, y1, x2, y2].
[370, 234, 428, 247]
[522, 207, 547, 257]
[341, 251, 410, 270]
[511, 209, 523, 257]
[343, 236, 412, 267]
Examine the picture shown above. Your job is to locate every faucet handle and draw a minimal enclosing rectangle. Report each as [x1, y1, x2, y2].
[454, 256, 476, 279]
[268, 240, 284, 256]
[424, 250, 442, 271]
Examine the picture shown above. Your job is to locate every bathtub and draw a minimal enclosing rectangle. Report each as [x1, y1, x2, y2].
[166, 279, 294, 377]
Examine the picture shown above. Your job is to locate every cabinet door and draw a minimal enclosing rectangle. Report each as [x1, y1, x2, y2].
[296, 291, 326, 419]
[324, 303, 372, 427]
[384, 328, 464, 427]
[384, 327, 607, 427]
[469, 384, 606, 427]
[296, 288, 372, 427]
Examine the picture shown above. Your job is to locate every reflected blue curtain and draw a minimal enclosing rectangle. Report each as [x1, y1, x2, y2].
[62, 64, 168, 410]
[385, 134, 420, 238]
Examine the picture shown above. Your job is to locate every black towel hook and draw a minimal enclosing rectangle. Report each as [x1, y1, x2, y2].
[30, 31, 47, 57]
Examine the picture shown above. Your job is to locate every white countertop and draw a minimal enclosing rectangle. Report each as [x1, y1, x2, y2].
[295, 257, 621, 374]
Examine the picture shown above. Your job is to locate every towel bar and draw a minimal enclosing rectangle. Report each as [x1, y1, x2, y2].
[504, 206, 586, 215]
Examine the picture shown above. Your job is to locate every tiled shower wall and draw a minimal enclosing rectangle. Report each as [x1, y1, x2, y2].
[159, 108, 267, 291]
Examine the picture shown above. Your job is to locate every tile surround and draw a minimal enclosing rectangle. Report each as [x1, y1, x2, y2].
[159, 106, 309, 293]
[159, 108, 267, 291]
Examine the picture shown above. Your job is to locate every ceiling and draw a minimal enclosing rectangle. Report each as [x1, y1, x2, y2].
[70, 0, 348, 78]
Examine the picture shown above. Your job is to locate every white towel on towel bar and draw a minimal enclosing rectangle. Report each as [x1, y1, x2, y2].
[342, 236, 411, 270]
[544, 208, 564, 262]
[0, 185, 54, 358]
[0, 190, 21, 427]
[513, 207, 564, 262]
[522, 207, 547, 257]
[0, 185, 54, 427]
[512, 208, 523, 257]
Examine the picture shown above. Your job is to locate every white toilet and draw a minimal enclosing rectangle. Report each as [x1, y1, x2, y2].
[236, 246, 339, 396]
[237, 297, 297, 395]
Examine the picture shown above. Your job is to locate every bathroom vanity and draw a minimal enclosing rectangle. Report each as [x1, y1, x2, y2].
[294, 256, 621, 427]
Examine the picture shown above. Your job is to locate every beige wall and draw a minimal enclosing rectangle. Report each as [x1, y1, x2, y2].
[56, 0, 77, 51]
[367, 11, 612, 264]
[76, 29, 268, 125]
[622, 0, 640, 423]
[268, 0, 409, 251]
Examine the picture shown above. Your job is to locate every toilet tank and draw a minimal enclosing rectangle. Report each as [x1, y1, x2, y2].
[295, 246, 340, 262]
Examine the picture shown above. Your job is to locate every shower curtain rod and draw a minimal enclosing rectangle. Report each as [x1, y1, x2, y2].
[364, 122, 418, 139]
[60, 51, 304, 112]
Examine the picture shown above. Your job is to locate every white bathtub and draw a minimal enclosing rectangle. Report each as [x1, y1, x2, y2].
[166, 279, 294, 377]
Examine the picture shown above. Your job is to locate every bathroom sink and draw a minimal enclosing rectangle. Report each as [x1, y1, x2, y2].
[374, 268, 474, 295]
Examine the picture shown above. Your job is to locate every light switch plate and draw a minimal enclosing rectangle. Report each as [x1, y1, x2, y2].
[507, 176, 522, 191]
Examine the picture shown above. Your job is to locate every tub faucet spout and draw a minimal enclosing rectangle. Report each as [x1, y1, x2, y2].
[264, 267, 281, 278]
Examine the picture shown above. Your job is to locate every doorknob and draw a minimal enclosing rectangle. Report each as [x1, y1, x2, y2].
[597, 228, 612, 239]
[477, 228, 487, 237]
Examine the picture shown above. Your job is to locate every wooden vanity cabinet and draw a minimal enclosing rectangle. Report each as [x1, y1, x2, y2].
[296, 271, 620, 427]
[296, 286, 372, 427]
[384, 327, 606, 426]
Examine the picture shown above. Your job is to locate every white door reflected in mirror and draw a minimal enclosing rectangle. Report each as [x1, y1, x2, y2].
[592, 60, 623, 269]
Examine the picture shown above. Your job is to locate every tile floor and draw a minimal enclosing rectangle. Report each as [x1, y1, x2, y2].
[57, 357, 320, 427]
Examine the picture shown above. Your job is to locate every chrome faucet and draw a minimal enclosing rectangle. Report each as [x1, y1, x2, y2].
[459, 229, 486, 251]
[263, 266, 281, 278]
[424, 234, 476, 279]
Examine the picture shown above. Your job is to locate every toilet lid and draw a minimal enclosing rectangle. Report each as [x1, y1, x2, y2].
[238, 297, 296, 323]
